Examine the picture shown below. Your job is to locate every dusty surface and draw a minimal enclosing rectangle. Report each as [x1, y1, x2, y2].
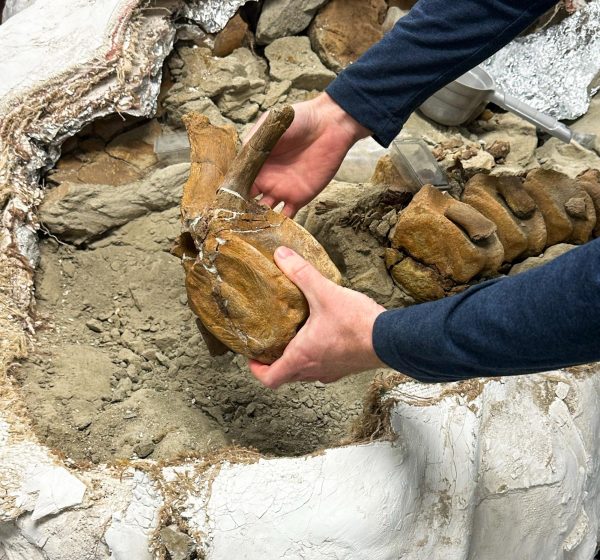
[12, 203, 377, 464]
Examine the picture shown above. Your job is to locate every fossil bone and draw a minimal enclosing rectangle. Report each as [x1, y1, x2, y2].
[173, 107, 342, 363]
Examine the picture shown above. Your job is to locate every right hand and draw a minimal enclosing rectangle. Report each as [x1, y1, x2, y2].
[245, 92, 371, 217]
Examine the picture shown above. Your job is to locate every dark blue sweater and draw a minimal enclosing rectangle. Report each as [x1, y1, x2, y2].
[326, 0, 600, 382]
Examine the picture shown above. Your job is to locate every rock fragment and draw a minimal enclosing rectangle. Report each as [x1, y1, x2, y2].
[213, 13, 249, 57]
[85, 319, 103, 333]
[509, 243, 576, 276]
[536, 138, 600, 179]
[160, 526, 196, 560]
[40, 164, 190, 245]
[265, 36, 335, 90]
[261, 79, 292, 109]
[477, 112, 538, 174]
[256, 0, 328, 44]
[309, 0, 387, 72]
[177, 46, 267, 99]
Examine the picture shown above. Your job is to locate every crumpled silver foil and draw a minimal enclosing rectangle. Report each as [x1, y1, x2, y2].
[182, 0, 256, 33]
[482, 0, 600, 121]
[183, 0, 256, 33]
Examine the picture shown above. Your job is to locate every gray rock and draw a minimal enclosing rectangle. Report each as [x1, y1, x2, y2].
[265, 36, 336, 91]
[262, 79, 292, 109]
[163, 93, 234, 128]
[509, 243, 576, 276]
[174, 47, 267, 123]
[256, 0, 328, 45]
[300, 408, 318, 423]
[536, 137, 600, 179]
[160, 526, 195, 560]
[382, 6, 409, 33]
[39, 163, 190, 245]
[178, 46, 267, 98]
[134, 441, 155, 459]
[478, 112, 539, 175]
[85, 319, 103, 333]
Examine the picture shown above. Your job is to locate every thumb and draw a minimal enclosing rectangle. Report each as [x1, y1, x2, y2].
[274, 246, 327, 305]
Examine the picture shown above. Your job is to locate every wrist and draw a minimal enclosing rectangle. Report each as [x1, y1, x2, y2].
[356, 301, 387, 370]
[315, 92, 372, 145]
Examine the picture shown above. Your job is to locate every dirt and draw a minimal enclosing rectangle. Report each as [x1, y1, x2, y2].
[12, 203, 379, 464]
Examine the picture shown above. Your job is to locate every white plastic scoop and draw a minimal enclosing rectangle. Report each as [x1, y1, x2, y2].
[419, 65, 596, 149]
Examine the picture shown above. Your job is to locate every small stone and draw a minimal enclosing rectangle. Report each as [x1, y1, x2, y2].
[375, 220, 391, 238]
[486, 140, 511, 161]
[382, 209, 398, 226]
[72, 412, 92, 431]
[213, 13, 249, 57]
[155, 351, 171, 367]
[61, 260, 76, 277]
[256, 0, 328, 45]
[86, 319, 103, 333]
[261, 79, 292, 109]
[134, 441, 155, 459]
[300, 408, 318, 422]
[246, 402, 258, 416]
[117, 348, 138, 364]
[329, 410, 342, 421]
[142, 349, 157, 361]
[314, 381, 326, 389]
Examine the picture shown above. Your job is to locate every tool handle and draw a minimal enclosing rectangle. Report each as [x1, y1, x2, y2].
[489, 91, 572, 144]
[220, 105, 295, 199]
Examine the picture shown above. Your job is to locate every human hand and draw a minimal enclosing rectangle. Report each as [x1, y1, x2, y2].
[248, 246, 386, 389]
[244, 92, 371, 217]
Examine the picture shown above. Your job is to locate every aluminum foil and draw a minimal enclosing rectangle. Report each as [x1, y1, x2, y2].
[483, 0, 600, 121]
[183, 0, 256, 33]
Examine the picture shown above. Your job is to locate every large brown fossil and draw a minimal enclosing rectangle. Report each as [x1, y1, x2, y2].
[173, 106, 342, 364]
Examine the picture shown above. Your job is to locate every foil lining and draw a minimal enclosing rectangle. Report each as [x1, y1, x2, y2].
[183, 0, 256, 33]
[483, 0, 600, 121]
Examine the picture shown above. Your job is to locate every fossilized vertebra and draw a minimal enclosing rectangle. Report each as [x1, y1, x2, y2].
[173, 106, 342, 363]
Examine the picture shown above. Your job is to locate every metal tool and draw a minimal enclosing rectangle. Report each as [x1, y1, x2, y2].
[419, 65, 597, 150]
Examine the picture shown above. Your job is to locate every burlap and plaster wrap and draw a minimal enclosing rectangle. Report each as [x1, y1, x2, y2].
[1, 1, 600, 558]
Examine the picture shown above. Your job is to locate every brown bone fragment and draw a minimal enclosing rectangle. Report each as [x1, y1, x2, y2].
[523, 169, 596, 247]
[174, 106, 342, 364]
[391, 185, 504, 283]
[461, 174, 547, 262]
[577, 169, 600, 237]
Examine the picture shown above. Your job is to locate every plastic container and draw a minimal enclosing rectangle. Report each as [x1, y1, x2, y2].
[334, 137, 387, 183]
[389, 138, 449, 191]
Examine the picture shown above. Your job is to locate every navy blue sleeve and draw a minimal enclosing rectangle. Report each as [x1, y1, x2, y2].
[372, 239, 600, 382]
[326, 0, 558, 146]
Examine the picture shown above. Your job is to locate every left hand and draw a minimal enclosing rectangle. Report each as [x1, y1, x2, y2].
[248, 247, 386, 389]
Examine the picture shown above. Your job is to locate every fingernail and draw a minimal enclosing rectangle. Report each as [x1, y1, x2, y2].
[275, 246, 295, 259]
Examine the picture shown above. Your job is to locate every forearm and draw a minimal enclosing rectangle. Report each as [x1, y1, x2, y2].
[373, 239, 600, 382]
[326, 0, 558, 146]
